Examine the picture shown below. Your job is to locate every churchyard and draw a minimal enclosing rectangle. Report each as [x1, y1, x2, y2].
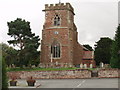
[7, 63, 119, 88]
[1, 1, 120, 89]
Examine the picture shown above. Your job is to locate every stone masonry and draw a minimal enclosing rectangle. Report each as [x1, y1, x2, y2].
[98, 69, 119, 78]
[8, 69, 91, 79]
[7, 69, 119, 79]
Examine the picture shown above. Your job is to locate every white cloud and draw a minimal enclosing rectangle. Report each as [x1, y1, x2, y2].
[0, 0, 118, 48]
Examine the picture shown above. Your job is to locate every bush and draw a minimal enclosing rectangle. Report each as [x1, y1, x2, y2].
[2, 57, 8, 90]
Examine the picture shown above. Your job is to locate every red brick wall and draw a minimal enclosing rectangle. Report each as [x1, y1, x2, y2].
[41, 3, 96, 67]
[41, 3, 76, 66]
[73, 43, 83, 65]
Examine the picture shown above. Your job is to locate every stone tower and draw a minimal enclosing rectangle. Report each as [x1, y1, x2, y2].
[41, 3, 84, 68]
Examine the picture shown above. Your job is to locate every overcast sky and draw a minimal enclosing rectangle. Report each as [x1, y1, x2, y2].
[0, 0, 119, 49]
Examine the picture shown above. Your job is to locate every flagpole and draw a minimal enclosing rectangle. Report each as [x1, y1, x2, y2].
[59, 0, 61, 4]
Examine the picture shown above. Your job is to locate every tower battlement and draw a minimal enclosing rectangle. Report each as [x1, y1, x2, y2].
[43, 3, 74, 13]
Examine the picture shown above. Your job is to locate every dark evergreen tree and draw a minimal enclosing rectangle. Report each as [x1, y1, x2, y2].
[7, 18, 40, 67]
[83, 44, 93, 51]
[94, 37, 113, 65]
[2, 57, 8, 90]
[110, 24, 120, 68]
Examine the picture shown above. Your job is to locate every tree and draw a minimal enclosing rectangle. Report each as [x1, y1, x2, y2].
[83, 44, 93, 51]
[94, 37, 113, 65]
[2, 57, 8, 90]
[21, 36, 40, 66]
[7, 18, 33, 50]
[110, 24, 120, 68]
[30, 51, 40, 67]
[1, 43, 18, 67]
[7, 18, 40, 67]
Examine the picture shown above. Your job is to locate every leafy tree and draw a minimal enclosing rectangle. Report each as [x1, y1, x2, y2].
[2, 57, 8, 90]
[7, 18, 40, 67]
[1, 43, 18, 67]
[83, 44, 93, 51]
[30, 51, 40, 67]
[110, 24, 120, 68]
[94, 37, 113, 65]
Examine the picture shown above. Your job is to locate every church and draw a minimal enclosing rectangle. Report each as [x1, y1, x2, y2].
[40, 3, 96, 68]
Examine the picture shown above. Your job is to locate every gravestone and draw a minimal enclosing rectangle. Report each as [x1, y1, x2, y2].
[69, 64, 73, 68]
[55, 61, 58, 65]
[84, 64, 87, 69]
[80, 63, 83, 68]
[31, 65, 36, 68]
[65, 63, 68, 68]
[23, 65, 26, 68]
[9, 65, 12, 68]
[38, 63, 42, 68]
[12, 64, 15, 68]
[90, 64, 93, 68]
[100, 62, 104, 68]
[61, 63, 64, 67]
[40, 64, 45, 68]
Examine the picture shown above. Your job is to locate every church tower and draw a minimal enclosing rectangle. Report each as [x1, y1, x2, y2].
[41, 3, 83, 67]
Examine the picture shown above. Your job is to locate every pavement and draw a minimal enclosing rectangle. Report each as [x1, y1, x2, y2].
[8, 78, 119, 89]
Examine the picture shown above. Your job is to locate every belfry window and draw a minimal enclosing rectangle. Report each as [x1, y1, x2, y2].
[51, 40, 60, 58]
[54, 15, 60, 26]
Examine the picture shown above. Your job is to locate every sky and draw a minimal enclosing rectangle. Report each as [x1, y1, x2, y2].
[0, 0, 119, 49]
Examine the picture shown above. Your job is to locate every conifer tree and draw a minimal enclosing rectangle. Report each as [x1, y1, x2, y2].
[7, 18, 40, 67]
[110, 24, 120, 68]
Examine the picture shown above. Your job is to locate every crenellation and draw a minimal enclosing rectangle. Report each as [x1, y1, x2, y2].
[66, 3, 74, 11]
[44, 3, 74, 12]
[45, 4, 49, 8]
[61, 3, 64, 6]
[66, 3, 70, 5]
[55, 4, 59, 6]
[66, 3, 70, 8]
[50, 4, 54, 7]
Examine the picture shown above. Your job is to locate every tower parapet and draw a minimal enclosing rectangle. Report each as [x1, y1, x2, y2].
[43, 3, 74, 15]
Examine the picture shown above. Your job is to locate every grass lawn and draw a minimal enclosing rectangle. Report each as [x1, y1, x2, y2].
[7, 67, 98, 72]
[7, 67, 80, 72]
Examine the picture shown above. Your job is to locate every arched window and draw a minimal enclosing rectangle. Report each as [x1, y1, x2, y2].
[51, 40, 60, 58]
[54, 15, 60, 26]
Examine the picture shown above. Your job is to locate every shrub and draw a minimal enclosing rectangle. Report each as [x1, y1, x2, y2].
[2, 57, 8, 90]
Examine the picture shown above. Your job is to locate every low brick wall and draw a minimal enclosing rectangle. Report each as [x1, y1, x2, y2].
[7, 69, 91, 79]
[7, 68, 120, 79]
[98, 68, 120, 78]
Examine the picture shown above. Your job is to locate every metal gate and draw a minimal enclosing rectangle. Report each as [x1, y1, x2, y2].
[91, 70, 98, 77]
